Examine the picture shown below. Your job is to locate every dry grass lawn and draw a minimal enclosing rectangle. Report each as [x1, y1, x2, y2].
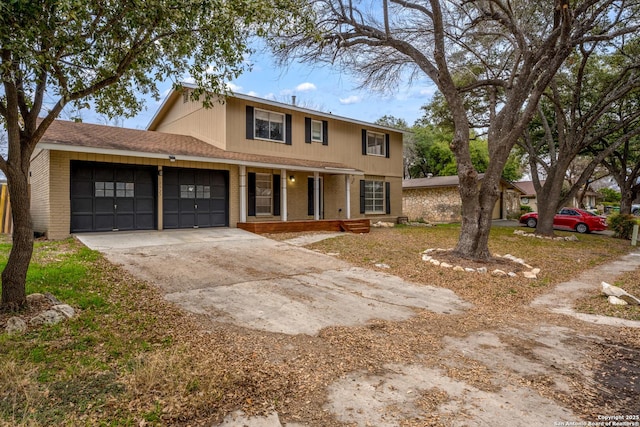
[1, 225, 639, 426]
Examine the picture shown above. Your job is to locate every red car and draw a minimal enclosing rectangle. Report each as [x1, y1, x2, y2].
[519, 207, 608, 234]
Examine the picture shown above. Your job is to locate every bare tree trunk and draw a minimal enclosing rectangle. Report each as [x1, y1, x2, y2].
[533, 171, 566, 236]
[620, 188, 634, 215]
[1, 165, 33, 310]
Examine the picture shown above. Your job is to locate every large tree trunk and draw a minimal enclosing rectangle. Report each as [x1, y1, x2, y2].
[619, 184, 635, 215]
[1, 163, 34, 310]
[533, 171, 566, 236]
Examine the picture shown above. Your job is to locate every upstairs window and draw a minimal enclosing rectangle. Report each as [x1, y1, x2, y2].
[367, 131, 386, 156]
[311, 120, 323, 142]
[305, 117, 328, 145]
[255, 109, 285, 142]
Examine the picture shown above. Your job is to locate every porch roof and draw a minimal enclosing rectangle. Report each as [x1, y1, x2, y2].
[37, 120, 364, 175]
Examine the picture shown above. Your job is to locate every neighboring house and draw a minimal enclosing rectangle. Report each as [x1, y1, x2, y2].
[402, 174, 523, 223]
[516, 180, 600, 212]
[30, 87, 404, 239]
[516, 180, 543, 212]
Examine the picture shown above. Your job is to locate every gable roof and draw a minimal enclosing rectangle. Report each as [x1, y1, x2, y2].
[404, 174, 525, 193]
[147, 83, 408, 135]
[37, 120, 363, 174]
[515, 180, 545, 197]
[402, 175, 469, 189]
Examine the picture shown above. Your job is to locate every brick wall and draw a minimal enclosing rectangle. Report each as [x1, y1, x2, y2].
[29, 149, 51, 235]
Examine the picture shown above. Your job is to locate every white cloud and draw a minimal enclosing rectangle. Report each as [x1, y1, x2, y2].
[339, 95, 362, 105]
[226, 82, 242, 92]
[246, 91, 259, 97]
[264, 93, 277, 100]
[419, 85, 437, 97]
[295, 82, 317, 92]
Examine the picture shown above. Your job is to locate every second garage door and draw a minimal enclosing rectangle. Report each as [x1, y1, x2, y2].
[163, 167, 229, 229]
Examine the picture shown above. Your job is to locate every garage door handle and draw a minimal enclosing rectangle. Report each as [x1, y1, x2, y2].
[195, 204, 198, 209]
[114, 204, 117, 210]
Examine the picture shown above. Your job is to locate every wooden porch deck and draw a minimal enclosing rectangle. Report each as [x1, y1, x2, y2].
[237, 218, 370, 234]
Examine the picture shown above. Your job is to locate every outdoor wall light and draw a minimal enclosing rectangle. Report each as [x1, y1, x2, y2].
[169, 155, 176, 162]
[289, 175, 295, 182]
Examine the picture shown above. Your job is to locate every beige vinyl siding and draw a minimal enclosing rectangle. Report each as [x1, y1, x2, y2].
[153, 93, 227, 150]
[226, 98, 403, 179]
[29, 149, 51, 235]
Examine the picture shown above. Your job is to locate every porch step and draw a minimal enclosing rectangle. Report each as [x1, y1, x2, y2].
[339, 219, 370, 234]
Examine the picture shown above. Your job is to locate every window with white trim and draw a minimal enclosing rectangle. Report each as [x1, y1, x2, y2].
[364, 180, 385, 213]
[255, 109, 285, 142]
[367, 131, 386, 156]
[311, 120, 323, 142]
[255, 173, 273, 215]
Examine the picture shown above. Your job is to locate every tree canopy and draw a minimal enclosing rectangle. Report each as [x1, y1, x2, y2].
[271, 0, 640, 260]
[0, 0, 310, 308]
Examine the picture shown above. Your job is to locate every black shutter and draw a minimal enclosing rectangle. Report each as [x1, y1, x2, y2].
[385, 182, 391, 214]
[273, 174, 281, 216]
[322, 121, 328, 146]
[362, 129, 367, 155]
[360, 180, 366, 214]
[248, 172, 256, 216]
[246, 106, 254, 140]
[285, 114, 292, 145]
[385, 134, 390, 158]
[305, 117, 312, 143]
[307, 177, 314, 216]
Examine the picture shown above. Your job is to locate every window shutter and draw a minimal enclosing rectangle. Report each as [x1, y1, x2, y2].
[385, 134, 390, 158]
[385, 182, 391, 214]
[307, 177, 314, 216]
[360, 180, 366, 214]
[248, 172, 256, 216]
[273, 174, 281, 216]
[285, 114, 292, 145]
[362, 129, 367, 155]
[246, 106, 254, 140]
[322, 121, 328, 145]
[305, 118, 312, 143]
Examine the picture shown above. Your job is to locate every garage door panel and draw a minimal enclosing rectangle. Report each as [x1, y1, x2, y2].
[71, 198, 93, 213]
[94, 214, 115, 231]
[162, 167, 228, 229]
[136, 198, 155, 212]
[95, 198, 115, 214]
[116, 215, 135, 230]
[71, 161, 157, 233]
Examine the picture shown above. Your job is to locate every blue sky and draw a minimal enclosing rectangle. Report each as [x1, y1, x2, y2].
[110, 48, 438, 131]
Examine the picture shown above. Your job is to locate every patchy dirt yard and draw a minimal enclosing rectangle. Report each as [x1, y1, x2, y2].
[2, 226, 640, 426]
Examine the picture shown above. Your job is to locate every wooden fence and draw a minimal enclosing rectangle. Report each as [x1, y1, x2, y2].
[0, 183, 13, 234]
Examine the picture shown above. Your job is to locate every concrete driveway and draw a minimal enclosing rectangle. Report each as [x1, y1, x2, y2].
[77, 228, 471, 335]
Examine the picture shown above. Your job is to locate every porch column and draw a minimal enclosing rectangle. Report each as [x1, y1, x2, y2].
[345, 174, 351, 219]
[281, 169, 287, 222]
[239, 165, 247, 222]
[314, 171, 320, 220]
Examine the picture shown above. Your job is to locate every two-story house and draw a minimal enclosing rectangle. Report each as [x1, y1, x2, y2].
[30, 85, 404, 239]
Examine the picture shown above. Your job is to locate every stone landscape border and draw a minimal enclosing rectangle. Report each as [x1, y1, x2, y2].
[421, 248, 541, 279]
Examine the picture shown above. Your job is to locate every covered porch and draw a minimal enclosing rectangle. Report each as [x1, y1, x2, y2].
[237, 163, 366, 232]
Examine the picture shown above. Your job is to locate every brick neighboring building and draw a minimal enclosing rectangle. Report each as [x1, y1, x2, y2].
[402, 175, 524, 223]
